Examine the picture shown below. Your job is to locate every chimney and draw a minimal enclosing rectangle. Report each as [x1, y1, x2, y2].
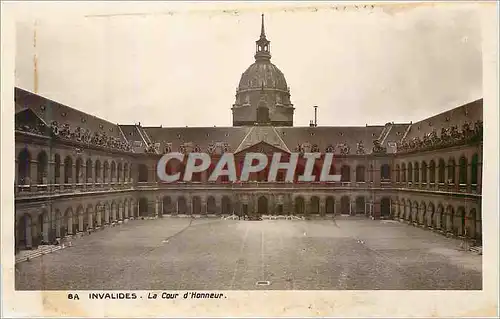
[309, 120, 315, 127]
[313, 105, 318, 127]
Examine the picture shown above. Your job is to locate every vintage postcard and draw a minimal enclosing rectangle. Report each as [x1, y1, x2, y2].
[1, 1, 498, 317]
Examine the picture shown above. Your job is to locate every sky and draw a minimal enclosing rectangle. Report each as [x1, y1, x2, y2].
[14, 2, 483, 127]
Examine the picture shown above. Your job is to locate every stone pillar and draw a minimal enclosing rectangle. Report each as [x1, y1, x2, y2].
[155, 198, 160, 217]
[319, 196, 326, 216]
[25, 218, 33, 248]
[349, 200, 353, 216]
[373, 200, 381, 219]
[119, 203, 123, 220]
[88, 210, 93, 230]
[105, 205, 110, 224]
[30, 160, 37, 187]
[42, 216, 49, 242]
[79, 211, 84, 232]
[304, 195, 311, 215]
[96, 207, 102, 226]
[187, 196, 193, 215]
[201, 196, 207, 214]
[67, 214, 73, 235]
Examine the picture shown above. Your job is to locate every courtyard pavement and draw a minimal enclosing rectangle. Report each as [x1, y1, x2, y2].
[15, 217, 482, 290]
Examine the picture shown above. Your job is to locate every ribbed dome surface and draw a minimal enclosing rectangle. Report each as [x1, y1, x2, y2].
[238, 61, 288, 91]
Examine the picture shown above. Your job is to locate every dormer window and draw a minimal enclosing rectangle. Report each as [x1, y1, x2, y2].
[225, 132, 229, 137]
[40, 105, 46, 111]
[99, 124, 104, 129]
[177, 133, 181, 138]
[445, 117, 450, 122]
[81, 117, 86, 123]
[61, 112, 67, 117]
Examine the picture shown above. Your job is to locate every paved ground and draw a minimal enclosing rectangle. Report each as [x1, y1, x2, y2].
[15, 217, 482, 290]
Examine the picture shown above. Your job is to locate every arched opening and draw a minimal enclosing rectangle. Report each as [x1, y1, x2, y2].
[111, 161, 116, 182]
[380, 197, 391, 217]
[138, 198, 149, 217]
[401, 163, 406, 182]
[412, 201, 419, 222]
[406, 200, 412, 220]
[355, 165, 365, 182]
[325, 197, 335, 215]
[447, 158, 456, 184]
[294, 197, 305, 215]
[355, 196, 365, 215]
[341, 165, 350, 182]
[85, 206, 92, 231]
[466, 208, 477, 239]
[17, 214, 32, 249]
[54, 154, 61, 184]
[471, 154, 478, 185]
[380, 164, 390, 181]
[36, 151, 48, 185]
[117, 163, 122, 183]
[438, 159, 445, 183]
[258, 196, 268, 215]
[95, 160, 101, 182]
[75, 157, 83, 184]
[421, 161, 428, 184]
[340, 196, 350, 215]
[457, 206, 466, 236]
[162, 196, 172, 215]
[407, 163, 413, 183]
[436, 204, 444, 230]
[429, 160, 436, 183]
[221, 196, 232, 215]
[459, 156, 467, 185]
[414, 162, 419, 183]
[419, 202, 426, 225]
[124, 163, 129, 182]
[395, 164, 400, 183]
[85, 158, 92, 183]
[446, 205, 454, 233]
[64, 156, 73, 184]
[310, 196, 320, 214]
[207, 196, 217, 214]
[427, 202, 435, 227]
[17, 149, 31, 185]
[64, 208, 72, 236]
[192, 196, 202, 214]
[177, 197, 187, 214]
[138, 164, 148, 182]
[103, 161, 109, 183]
[74, 207, 82, 231]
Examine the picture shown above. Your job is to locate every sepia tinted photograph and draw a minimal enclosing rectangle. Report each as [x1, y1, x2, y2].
[12, 2, 484, 294]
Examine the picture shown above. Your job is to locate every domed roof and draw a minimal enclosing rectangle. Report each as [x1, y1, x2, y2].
[238, 61, 288, 91]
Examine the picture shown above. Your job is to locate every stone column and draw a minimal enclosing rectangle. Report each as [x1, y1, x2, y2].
[187, 196, 193, 215]
[304, 195, 311, 215]
[28, 160, 36, 192]
[201, 196, 207, 214]
[67, 214, 73, 235]
[319, 196, 326, 216]
[79, 211, 84, 232]
[118, 203, 123, 220]
[349, 200, 353, 216]
[105, 205, 110, 224]
[88, 210, 94, 230]
[25, 218, 33, 248]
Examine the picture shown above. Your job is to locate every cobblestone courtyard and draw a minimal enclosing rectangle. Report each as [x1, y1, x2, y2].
[15, 217, 482, 290]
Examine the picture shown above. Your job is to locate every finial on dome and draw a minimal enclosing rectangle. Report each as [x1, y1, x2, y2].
[260, 13, 266, 39]
[254, 14, 271, 62]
